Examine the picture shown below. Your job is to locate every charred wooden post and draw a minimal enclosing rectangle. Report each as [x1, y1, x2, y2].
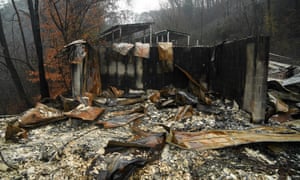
[243, 37, 269, 123]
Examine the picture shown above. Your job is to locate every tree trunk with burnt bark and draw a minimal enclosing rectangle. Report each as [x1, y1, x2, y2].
[0, 13, 31, 107]
[27, 0, 50, 98]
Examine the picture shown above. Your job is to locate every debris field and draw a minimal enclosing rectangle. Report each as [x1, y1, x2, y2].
[1, 85, 300, 179]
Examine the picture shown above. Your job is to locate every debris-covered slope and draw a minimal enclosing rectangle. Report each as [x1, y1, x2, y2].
[1, 88, 300, 179]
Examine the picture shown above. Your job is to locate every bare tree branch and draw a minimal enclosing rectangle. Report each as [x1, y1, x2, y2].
[11, 0, 35, 71]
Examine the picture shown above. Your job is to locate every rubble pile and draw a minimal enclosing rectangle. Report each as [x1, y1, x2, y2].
[1, 84, 300, 179]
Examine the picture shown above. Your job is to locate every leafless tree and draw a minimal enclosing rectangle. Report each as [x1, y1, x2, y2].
[27, 0, 50, 98]
[11, 0, 34, 71]
[0, 12, 31, 107]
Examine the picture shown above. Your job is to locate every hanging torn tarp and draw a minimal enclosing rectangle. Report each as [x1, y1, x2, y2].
[112, 43, 134, 56]
[134, 42, 150, 58]
[166, 126, 300, 150]
[64, 104, 105, 121]
[158, 42, 174, 72]
[158, 42, 173, 61]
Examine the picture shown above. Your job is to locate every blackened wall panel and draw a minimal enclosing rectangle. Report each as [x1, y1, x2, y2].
[210, 40, 247, 106]
[98, 37, 269, 122]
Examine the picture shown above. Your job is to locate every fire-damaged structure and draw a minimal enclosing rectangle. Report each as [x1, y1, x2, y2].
[62, 40, 102, 97]
[154, 29, 191, 46]
[1, 32, 300, 179]
[99, 37, 269, 123]
[99, 22, 154, 44]
[99, 22, 191, 46]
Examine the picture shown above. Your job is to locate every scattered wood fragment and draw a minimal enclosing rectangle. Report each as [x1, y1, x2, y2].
[5, 122, 27, 142]
[96, 113, 144, 128]
[175, 64, 211, 104]
[174, 105, 193, 121]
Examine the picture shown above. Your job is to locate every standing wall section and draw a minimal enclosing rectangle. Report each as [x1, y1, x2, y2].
[98, 36, 269, 123]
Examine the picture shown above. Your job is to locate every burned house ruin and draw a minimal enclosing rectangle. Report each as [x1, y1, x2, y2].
[98, 23, 269, 123]
[2, 22, 300, 179]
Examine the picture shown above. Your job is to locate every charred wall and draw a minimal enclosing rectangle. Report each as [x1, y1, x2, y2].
[98, 36, 269, 122]
[209, 40, 248, 106]
[99, 47, 213, 90]
[99, 47, 190, 91]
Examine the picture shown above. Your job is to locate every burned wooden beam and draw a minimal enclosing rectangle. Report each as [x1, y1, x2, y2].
[105, 133, 165, 153]
[166, 126, 300, 150]
[175, 64, 212, 105]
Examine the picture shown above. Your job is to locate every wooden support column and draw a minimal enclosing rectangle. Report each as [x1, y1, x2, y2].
[149, 24, 153, 46]
[243, 37, 269, 123]
[167, 31, 170, 42]
[119, 28, 122, 42]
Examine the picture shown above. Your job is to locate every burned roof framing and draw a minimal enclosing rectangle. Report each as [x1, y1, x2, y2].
[100, 22, 154, 44]
[100, 22, 191, 46]
[155, 29, 191, 46]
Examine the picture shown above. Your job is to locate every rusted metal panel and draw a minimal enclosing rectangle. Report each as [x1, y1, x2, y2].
[64, 105, 105, 121]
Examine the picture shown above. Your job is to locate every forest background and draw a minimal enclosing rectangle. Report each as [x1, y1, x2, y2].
[0, 0, 298, 114]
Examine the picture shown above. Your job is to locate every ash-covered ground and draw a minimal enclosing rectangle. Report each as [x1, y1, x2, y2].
[1, 89, 300, 179]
